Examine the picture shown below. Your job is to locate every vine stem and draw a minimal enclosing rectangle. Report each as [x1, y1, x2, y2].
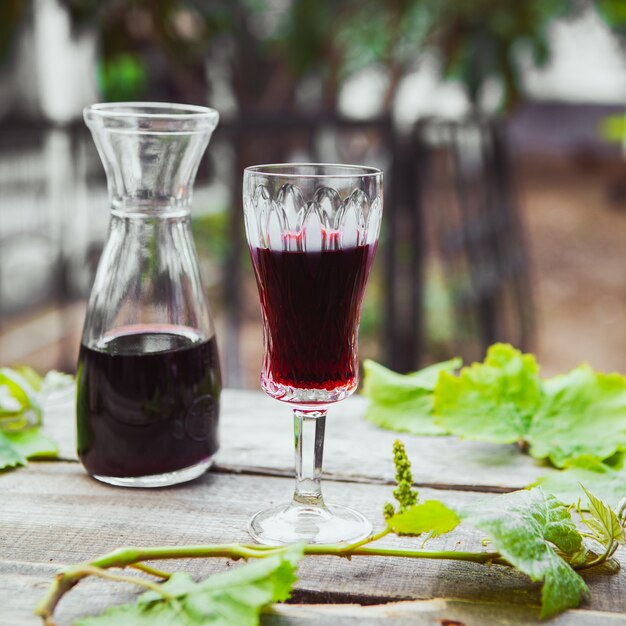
[574, 540, 620, 572]
[129, 562, 173, 579]
[36, 527, 614, 625]
[34, 534, 507, 624]
[35, 564, 174, 626]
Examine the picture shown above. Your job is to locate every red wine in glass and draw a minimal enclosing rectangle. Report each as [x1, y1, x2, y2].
[250, 242, 377, 396]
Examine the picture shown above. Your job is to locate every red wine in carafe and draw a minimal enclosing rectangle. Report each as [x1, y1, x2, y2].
[77, 329, 220, 478]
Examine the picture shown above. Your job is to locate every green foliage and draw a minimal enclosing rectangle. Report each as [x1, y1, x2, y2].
[600, 114, 626, 143]
[0, 428, 58, 470]
[597, 0, 626, 33]
[533, 454, 626, 509]
[580, 485, 625, 548]
[75, 546, 303, 626]
[364, 344, 626, 469]
[362, 358, 461, 436]
[333, 0, 433, 79]
[3, 428, 57, 464]
[6, 0, 621, 116]
[363, 344, 626, 512]
[434, 344, 543, 444]
[192, 210, 231, 264]
[387, 500, 460, 537]
[527, 366, 626, 467]
[98, 53, 148, 102]
[275, 0, 335, 77]
[430, 0, 580, 110]
[0, 367, 42, 428]
[383, 439, 461, 538]
[461, 489, 588, 619]
[0, 368, 69, 471]
[384, 440, 420, 519]
[0, 432, 26, 469]
[381, 437, 606, 618]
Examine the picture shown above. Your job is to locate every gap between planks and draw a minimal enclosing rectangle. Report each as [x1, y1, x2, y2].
[27, 457, 516, 495]
[211, 463, 516, 494]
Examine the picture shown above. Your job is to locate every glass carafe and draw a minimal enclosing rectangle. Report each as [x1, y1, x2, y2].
[77, 103, 222, 488]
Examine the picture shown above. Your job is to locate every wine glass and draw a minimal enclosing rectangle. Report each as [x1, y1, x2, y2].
[243, 163, 383, 545]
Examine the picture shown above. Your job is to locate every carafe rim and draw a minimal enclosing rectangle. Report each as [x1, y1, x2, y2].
[84, 102, 219, 134]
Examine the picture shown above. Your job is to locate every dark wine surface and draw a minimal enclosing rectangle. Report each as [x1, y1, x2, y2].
[250, 243, 376, 391]
[77, 329, 221, 478]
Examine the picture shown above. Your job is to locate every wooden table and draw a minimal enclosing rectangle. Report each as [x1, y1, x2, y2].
[2, 389, 625, 625]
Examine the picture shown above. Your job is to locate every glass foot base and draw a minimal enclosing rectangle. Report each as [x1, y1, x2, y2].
[91, 457, 214, 488]
[248, 501, 373, 545]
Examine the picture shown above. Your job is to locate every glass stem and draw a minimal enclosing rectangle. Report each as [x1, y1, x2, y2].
[292, 408, 327, 507]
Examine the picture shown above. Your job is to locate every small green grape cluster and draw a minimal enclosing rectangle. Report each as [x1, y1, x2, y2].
[383, 440, 419, 520]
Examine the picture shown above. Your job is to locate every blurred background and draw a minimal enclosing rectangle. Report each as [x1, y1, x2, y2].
[0, 0, 625, 386]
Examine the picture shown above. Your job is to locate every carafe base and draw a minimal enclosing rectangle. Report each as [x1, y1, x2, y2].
[90, 457, 214, 488]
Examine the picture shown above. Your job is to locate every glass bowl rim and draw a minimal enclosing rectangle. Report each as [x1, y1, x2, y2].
[244, 163, 383, 179]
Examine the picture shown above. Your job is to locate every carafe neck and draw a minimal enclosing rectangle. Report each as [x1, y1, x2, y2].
[84, 103, 219, 216]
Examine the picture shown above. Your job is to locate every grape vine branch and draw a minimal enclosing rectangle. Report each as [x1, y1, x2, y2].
[35, 442, 625, 625]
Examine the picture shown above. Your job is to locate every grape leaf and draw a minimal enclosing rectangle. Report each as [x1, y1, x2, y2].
[461, 488, 588, 619]
[580, 485, 625, 547]
[6, 428, 58, 460]
[14, 366, 43, 392]
[0, 431, 27, 470]
[0, 427, 58, 471]
[532, 454, 626, 509]
[362, 358, 461, 435]
[434, 344, 543, 443]
[0, 367, 68, 471]
[528, 365, 626, 467]
[0, 367, 42, 419]
[74, 545, 303, 626]
[387, 500, 460, 537]
[0, 385, 22, 414]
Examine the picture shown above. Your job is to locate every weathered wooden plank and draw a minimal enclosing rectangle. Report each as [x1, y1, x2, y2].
[267, 601, 626, 626]
[1, 461, 625, 626]
[44, 389, 559, 491]
[3, 562, 625, 626]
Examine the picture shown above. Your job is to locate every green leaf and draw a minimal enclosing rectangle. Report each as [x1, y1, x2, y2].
[580, 485, 625, 547]
[0, 427, 58, 471]
[0, 366, 67, 471]
[74, 546, 303, 626]
[528, 365, 626, 467]
[434, 344, 543, 443]
[0, 431, 27, 470]
[387, 500, 460, 537]
[0, 385, 22, 414]
[597, 0, 626, 29]
[362, 358, 461, 436]
[0, 367, 41, 411]
[14, 366, 43, 392]
[5, 428, 57, 460]
[532, 454, 626, 509]
[461, 488, 588, 619]
[0, 367, 42, 430]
